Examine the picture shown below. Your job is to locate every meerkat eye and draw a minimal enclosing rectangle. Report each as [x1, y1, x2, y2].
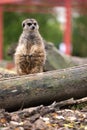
[34, 23, 37, 26]
[22, 23, 25, 28]
[27, 23, 32, 26]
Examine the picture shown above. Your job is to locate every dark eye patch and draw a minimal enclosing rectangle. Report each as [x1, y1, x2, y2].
[22, 23, 25, 27]
[34, 23, 36, 25]
[27, 23, 32, 26]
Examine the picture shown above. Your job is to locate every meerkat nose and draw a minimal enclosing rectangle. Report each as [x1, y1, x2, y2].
[32, 26, 35, 30]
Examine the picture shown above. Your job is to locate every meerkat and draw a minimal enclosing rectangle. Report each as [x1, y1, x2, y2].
[14, 18, 46, 75]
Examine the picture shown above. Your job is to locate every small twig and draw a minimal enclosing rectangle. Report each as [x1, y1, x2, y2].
[49, 98, 75, 108]
[75, 97, 87, 104]
[50, 97, 87, 109]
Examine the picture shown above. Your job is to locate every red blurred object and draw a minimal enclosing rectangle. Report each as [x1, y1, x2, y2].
[64, 0, 72, 55]
[0, 0, 22, 4]
[6, 62, 14, 70]
[0, 6, 3, 60]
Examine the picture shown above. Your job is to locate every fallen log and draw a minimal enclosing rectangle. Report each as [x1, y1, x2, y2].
[0, 65, 87, 109]
[0, 67, 17, 79]
[44, 41, 87, 70]
[0, 64, 87, 111]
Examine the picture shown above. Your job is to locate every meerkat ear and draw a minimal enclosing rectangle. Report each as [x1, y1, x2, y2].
[22, 22, 25, 28]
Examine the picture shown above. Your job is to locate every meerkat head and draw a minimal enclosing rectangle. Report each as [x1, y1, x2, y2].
[22, 18, 39, 32]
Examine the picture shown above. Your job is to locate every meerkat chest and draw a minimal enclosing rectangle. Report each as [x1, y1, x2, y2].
[15, 43, 31, 55]
[16, 32, 42, 55]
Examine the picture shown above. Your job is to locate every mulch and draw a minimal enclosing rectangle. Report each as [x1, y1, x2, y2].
[0, 101, 87, 130]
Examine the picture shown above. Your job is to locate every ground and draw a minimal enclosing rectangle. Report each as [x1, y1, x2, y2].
[0, 101, 87, 130]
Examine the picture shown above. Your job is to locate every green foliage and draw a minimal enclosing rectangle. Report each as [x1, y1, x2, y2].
[4, 12, 62, 59]
[72, 15, 87, 57]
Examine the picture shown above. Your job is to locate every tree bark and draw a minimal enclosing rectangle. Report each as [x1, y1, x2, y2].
[0, 64, 87, 111]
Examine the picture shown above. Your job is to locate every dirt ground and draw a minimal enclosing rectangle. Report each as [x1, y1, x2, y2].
[0, 101, 87, 130]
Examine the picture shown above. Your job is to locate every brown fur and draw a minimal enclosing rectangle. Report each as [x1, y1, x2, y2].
[14, 19, 46, 75]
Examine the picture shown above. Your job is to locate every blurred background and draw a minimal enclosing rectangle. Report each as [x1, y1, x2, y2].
[0, 0, 87, 61]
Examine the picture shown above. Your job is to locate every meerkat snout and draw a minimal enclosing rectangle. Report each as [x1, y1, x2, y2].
[31, 26, 35, 30]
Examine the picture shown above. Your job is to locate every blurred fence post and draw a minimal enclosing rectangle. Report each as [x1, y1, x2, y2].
[0, 6, 3, 60]
[64, 0, 72, 55]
